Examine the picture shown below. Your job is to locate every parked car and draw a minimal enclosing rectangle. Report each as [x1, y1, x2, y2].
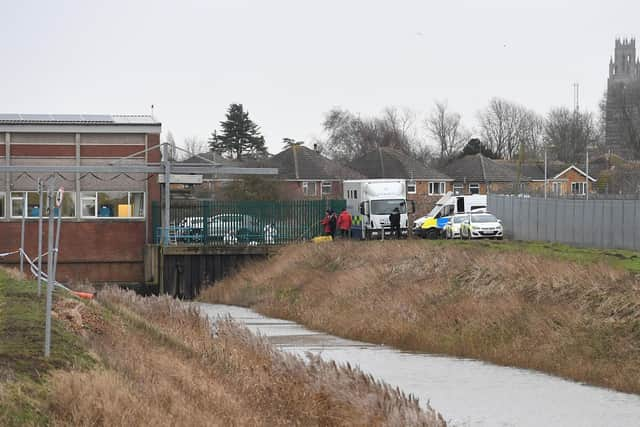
[460, 213, 504, 240]
[443, 214, 467, 239]
[177, 214, 267, 243]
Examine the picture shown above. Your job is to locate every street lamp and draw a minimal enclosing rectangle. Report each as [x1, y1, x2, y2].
[544, 144, 555, 199]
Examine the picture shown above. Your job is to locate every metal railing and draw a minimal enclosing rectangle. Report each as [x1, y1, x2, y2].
[152, 199, 346, 246]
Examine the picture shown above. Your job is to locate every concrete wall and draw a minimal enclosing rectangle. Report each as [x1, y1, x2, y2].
[488, 194, 640, 250]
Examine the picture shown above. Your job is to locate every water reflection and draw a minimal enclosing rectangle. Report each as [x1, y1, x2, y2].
[198, 303, 640, 427]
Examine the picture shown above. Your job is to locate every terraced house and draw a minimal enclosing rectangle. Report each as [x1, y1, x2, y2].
[0, 113, 162, 284]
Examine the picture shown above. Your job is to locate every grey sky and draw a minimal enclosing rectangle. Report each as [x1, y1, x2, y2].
[1, 0, 638, 155]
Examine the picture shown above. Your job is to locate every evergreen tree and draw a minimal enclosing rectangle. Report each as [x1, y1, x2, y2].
[460, 138, 500, 159]
[209, 104, 267, 160]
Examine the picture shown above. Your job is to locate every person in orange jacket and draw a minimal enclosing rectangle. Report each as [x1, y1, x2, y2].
[337, 207, 352, 239]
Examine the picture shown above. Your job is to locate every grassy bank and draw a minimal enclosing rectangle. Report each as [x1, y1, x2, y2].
[0, 268, 444, 426]
[200, 240, 640, 395]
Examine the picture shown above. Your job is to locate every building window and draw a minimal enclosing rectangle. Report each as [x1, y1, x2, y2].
[552, 182, 561, 195]
[0, 192, 4, 218]
[81, 191, 145, 218]
[10, 191, 76, 218]
[453, 184, 463, 195]
[571, 182, 587, 195]
[407, 180, 416, 194]
[321, 181, 333, 195]
[302, 181, 316, 196]
[428, 182, 445, 195]
[469, 183, 480, 194]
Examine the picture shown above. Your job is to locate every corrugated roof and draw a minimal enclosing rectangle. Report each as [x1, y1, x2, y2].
[0, 113, 159, 125]
[348, 147, 450, 180]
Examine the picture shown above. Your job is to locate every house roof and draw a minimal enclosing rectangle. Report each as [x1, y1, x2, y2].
[0, 113, 159, 125]
[553, 165, 597, 182]
[494, 160, 568, 180]
[347, 147, 450, 180]
[264, 145, 364, 180]
[444, 154, 528, 182]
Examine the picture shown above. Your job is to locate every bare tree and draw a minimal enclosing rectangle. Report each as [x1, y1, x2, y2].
[320, 107, 420, 162]
[544, 107, 598, 163]
[477, 98, 543, 159]
[426, 101, 468, 160]
[166, 131, 178, 161]
[182, 136, 209, 159]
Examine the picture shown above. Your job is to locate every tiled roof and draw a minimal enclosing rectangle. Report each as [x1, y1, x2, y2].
[444, 154, 528, 182]
[494, 160, 567, 180]
[0, 113, 159, 125]
[264, 145, 364, 180]
[347, 147, 450, 180]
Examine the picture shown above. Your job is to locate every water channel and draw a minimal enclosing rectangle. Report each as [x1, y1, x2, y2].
[198, 303, 640, 427]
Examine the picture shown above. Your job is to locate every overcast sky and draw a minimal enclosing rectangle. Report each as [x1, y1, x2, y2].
[1, 0, 639, 155]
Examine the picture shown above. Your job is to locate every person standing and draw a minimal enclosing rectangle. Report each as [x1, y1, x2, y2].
[389, 207, 401, 239]
[337, 207, 352, 239]
[321, 209, 333, 237]
[329, 209, 338, 239]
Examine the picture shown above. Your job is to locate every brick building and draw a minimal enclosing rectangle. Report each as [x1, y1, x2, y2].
[347, 147, 451, 216]
[0, 114, 161, 284]
[443, 154, 529, 195]
[180, 145, 363, 200]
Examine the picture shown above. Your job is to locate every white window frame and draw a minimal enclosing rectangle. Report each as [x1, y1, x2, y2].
[321, 181, 333, 195]
[453, 184, 463, 195]
[552, 181, 561, 195]
[10, 191, 76, 218]
[571, 182, 586, 195]
[80, 191, 146, 219]
[428, 182, 445, 195]
[302, 181, 316, 196]
[407, 180, 417, 194]
[469, 183, 480, 194]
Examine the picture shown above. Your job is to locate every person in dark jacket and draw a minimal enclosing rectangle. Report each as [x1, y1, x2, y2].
[328, 209, 338, 239]
[389, 207, 401, 239]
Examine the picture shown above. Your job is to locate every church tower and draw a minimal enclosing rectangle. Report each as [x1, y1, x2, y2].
[606, 38, 640, 158]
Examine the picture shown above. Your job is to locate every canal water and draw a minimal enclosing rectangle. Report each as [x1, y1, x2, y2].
[198, 303, 640, 427]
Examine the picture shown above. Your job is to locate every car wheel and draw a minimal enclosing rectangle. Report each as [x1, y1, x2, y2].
[426, 229, 439, 239]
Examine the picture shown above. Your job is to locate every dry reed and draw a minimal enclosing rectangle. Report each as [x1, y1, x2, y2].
[48, 288, 445, 426]
[200, 240, 640, 395]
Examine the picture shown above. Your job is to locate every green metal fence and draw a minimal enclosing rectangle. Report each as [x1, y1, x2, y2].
[152, 199, 346, 245]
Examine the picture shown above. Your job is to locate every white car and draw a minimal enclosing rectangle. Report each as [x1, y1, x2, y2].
[443, 214, 467, 239]
[460, 213, 504, 240]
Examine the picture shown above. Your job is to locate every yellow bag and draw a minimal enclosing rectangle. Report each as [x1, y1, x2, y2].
[312, 235, 333, 243]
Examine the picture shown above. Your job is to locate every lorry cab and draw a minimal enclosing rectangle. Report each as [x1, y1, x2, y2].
[344, 179, 415, 239]
[414, 192, 487, 239]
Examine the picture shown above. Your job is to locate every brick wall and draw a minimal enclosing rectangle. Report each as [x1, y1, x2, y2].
[0, 221, 146, 283]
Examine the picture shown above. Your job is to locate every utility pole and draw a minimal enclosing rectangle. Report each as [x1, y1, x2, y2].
[44, 186, 55, 357]
[20, 207, 25, 274]
[163, 142, 171, 245]
[544, 148, 548, 199]
[37, 179, 44, 296]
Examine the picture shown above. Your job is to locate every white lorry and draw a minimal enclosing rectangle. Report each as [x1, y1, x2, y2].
[414, 192, 487, 238]
[344, 179, 415, 239]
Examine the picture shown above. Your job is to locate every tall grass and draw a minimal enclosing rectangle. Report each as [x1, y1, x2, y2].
[200, 240, 640, 395]
[48, 288, 444, 426]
